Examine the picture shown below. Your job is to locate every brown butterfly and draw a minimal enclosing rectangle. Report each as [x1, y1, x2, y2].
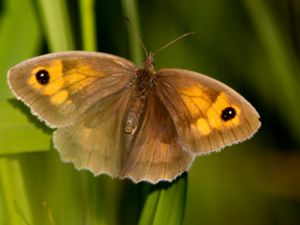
[7, 51, 260, 184]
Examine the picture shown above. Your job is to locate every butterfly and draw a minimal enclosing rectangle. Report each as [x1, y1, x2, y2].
[7, 51, 260, 184]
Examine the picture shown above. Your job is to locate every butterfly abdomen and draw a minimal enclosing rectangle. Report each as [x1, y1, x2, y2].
[124, 94, 146, 134]
[124, 65, 157, 134]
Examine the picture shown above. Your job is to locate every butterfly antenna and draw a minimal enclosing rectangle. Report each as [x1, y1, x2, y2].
[124, 17, 149, 57]
[153, 32, 196, 56]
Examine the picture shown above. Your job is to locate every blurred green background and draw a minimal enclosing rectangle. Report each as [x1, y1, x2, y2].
[0, 0, 300, 225]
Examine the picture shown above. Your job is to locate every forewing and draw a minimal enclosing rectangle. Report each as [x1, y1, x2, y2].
[8, 51, 136, 127]
[54, 86, 133, 177]
[156, 68, 261, 155]
[120, 89, 193, 184]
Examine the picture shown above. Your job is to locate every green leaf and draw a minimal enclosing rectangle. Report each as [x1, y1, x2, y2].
[0, 101, 51, 155]
[0, 0, 49, 155]
[138, 174, 188, 225]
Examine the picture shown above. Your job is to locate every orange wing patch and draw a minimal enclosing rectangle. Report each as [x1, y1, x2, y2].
[64, 73, 86, 84]
[206, 92, 241, 129]
[67, 77, 96, 94]
[64, 63, 101, 94]
[70, 64, 104, 77]
[193, 118, 211, 135]
[177, 85, 212, 118]
[50, 90, 69, 105]
[28, 60, 63, 92]
[27, 60, 103, 106]
[177, 85, 242, 135]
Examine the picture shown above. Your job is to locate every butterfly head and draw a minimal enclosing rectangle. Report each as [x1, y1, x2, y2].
[135, 53, 158, 92]
[139, 53, 156, 75]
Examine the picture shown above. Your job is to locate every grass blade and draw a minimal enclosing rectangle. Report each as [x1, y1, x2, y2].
[79, 0, 97, 51]
[37, 0, 75, 51]
[121, 0, 144, 65]
[0, 158, 33, 225]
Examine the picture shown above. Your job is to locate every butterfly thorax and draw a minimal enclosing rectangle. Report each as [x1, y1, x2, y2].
[124, 54, 157, 134]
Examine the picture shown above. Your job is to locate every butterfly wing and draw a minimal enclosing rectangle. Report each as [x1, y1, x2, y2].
[120, 89, 193, 183]
[8, 51, 137, 177]
[54, 87, 133, 177]
[7, 51, 136, 127]
[156, 68, 261, 155]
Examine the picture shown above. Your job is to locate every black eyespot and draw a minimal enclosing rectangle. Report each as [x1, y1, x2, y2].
[35, 69, 50, 85]
[221, 107, 236, 121]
